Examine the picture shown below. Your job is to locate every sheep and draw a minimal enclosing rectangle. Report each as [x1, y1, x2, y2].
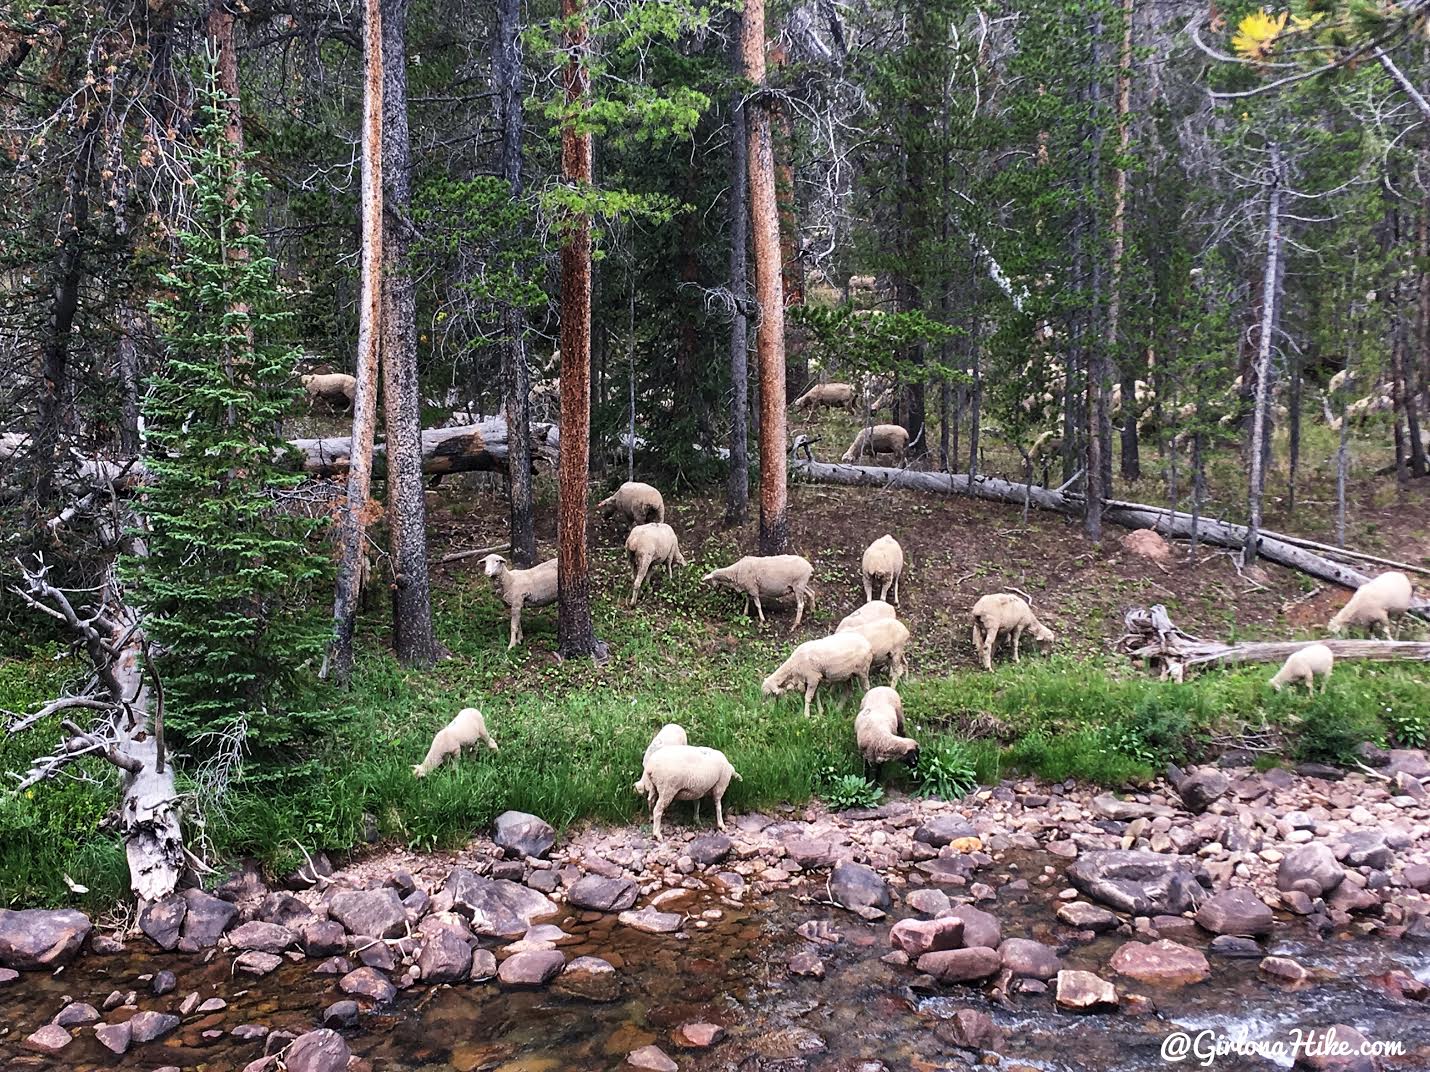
[1327, 369, 1351, 396]
[412, 707, 499, 777]
[847, 616, 911, 687]
[762, 632, 874, 718]
[848, 274, 879, 293]
[597, 481, 665, 529]
[1269, 644, 1334, 695]
[0, 431, 25, 462]
[841, 424, 910, 466]
[702, 554, 816, 630]
[635, 744, 742, 839]
[854, 687, 919, 771]
[837, 599, 897, 633]
[970, 592, 1055, 671]
[300, 373, 357, 410]
[793, 383, 858, 414]
[625, 522, 685, 606]
[1327, 571, 1415, 639]
[633, 723, 689, 807]
[480, 554, 558, 649]
[861, 534, 904, 605]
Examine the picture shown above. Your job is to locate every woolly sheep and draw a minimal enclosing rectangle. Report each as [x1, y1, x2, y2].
[413, 707, 499, 777]
[970, 592, 1055, 671]
[855, 687, 919, 770]
[848, 274, 879, 293]
[625, 522, 685, 606]
[1327, 369, 1352, 396]
[1269, 644, 1334, 695]
[848, 617, 911, 687]
[597, 481, 665, 529]
[634, 723, 689, 807]
[1328, 571, 1415, 639]
[635, 744, 742, 839]
[837, 599, 897, 633]
[861, 534, 904, 605]
[480, 553, 558, 649]
[841, 424, 909, 466]
[703, 554, 816, 630]
[762, 632, 874, 718]
[300, 372, 357, 410]
[793, 383, 858, 413]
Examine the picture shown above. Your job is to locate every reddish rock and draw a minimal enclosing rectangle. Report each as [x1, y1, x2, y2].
[1057, 901, 1119, 931]
[935, 1008, 1005, 1051]
[180, 888, 239, 948]
[1195, 889, 1274, 936]
[0, 908, 93, 969]
[1110, 940, 1210, 986]
[553, 956, 619, 1002]
[229, 920, 295, 953]
[944, 906, 1000, 949]
[1260, 955, 1311, 984]
[626, 1044, 678, 1071]
[497, 950, 565, 988]
[23, 1023, 73, 1053]
[618, 906, 683, 934]
[416, 925, 473, 984]
[327, 888, 408, 940]
[889, 917, 964, 957]
[916, 946, 1001, 983]
[285, 1028, 352, 1072]
[339, 966, 397, 1004]
[1055, 969, 1118, 1010]
[788, 951, 825, 978]
[235, 950, 284, 976]
[1120, 528, 1172, 561]
[53, 1002, 100, 1027]
[566, 875, 639, 913]
[998, 938, 1061, 980]
[673, 1022, 726, 1049]
[300, 920, 347, 958]
[1292, 1024, 1379, 1071]
[904, 889, 951, 918]
[1366, 969, 1428, 1002]
[94, 1021, 132, 1055]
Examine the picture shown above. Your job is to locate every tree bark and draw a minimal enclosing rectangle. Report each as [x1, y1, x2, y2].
[378, 0, 439, 666]
[1084, 16, 1110, 541]
[743, 0, 789, 555]
[1111, 0, 1139, 482]
[289, 418, 556, 478]
[327, 0, 384, 683]
[1243, 141, 1283, 566]
[207, 0, 244, 153]
[725, 23, 751, 526]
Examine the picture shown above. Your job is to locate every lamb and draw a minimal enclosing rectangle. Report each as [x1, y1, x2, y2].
[300, 372, 357, 410]
[847, 617, 911, 687]
[854, 687, 919, 770]
[635, 744, 742, 839]
[840, 424, 909, 466]
[480, 554, 558, 649]
[837, 599, 897, 633]
[412, 707, 499, 777]
[861, 534, 904, 605]
[597, 481, 665, 528]
[762, 632, 874, 718]
[1269, 644, 1334, 695]
[793, 383, 858, 413]
[625, 522, 686, 606]
[633, 723, 689, 806]
[1327, 571, 1415, 639]
[702, 554, 816, 630]
[970, 592, 1055, 671]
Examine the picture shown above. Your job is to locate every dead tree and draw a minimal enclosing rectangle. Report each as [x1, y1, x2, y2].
[1244, 139, 1283, 566]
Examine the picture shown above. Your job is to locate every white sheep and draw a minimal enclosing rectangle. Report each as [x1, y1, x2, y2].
[634, 723, 689, 807]
[837, 599, 897, 633]
[793, 383, 858, 414]
[413, 707, 499, 777]
[636, 744, 742, 839]
[597, 481, 665, 528]
[702, 555, 816, 630]
[1327, 571, 1415, 639]
[1327, 369, 1352, 396]
[625, 522, 685, 606]
[841, 424, 909, 466]
[970, 592, 1055, 671]
[861, 534, 904, 605]
[854, 687, 919, 771]
[480, 554, 558, 650]
[300, 373, 357, 410]
[1269, 644, 1334, 695]
[847, 617, 910, 687]
[762, 632, 874, 718]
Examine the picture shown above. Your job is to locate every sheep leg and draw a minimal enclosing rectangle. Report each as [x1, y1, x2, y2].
[982, 627, 998, 672]
[508, 609, 521, 650]
[890, 652, 905, 689]
[879, 577, 891, 602]
[803, 681, 818, 719]
[752, 593, 766, 623]
[792, 591, 805, 631]
[971, 622, 983, 662]
[651, 790, 671, 840]
[863, 575, 873, 603]
[1012, 625, 1024, 663]
[693, 798, 702, 825]
[892, 573, 900, 606]
[714, 790, 725, 832]
[630, 555, 652, 607]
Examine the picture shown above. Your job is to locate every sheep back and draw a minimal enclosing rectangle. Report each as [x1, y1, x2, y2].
[837, 600, 897, 632]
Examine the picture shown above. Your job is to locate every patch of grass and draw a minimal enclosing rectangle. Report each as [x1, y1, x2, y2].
[819, 770, 885, 811]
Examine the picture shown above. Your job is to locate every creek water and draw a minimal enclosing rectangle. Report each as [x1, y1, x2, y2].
[3, 862, 1428, 1072]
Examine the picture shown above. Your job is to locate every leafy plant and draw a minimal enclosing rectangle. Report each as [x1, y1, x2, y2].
[913, 741, 979, 800]
[1109, 696, 1197, 766]
[819, 771, 884, 811]
[1383, 708, 1428, 750]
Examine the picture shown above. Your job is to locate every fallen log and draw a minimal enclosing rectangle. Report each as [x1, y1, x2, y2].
[791, 458, 1430, 618]
[290, 419, 558, 479]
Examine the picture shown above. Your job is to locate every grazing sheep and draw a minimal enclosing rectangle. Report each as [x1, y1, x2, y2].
[848, 274, 878, 293]
[848, 617, 911, 687]
[1269, 644, 1334, 695]
[480, 554, 558, 650]
[300, 373, 357, 410]
[597, 481, 665, 528]
[634, 723, 689, 807]
[636, 744, 742, 839]
[1328, 571, 1415, 639]
[855, 687, 919, 771]
[861, 534, 904, 605]
[762, 632, 874, 718]
[840, 424, 910, 466]
[702, 554, 816, 630]
[625, 522, 685, 606]
[970, 592, 1055, 671]
[1327, 369, 1352, 396]
[413, 707, 499, 777]
[837, 599, 897, 633]
[793, 383, 858, 414]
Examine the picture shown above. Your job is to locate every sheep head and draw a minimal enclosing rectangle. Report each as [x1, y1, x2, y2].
[761, 670, 790, 698]
[1031, 623, 1056, 649]
[702, 566, 734, 589]
[479, 554, 510, 580]
[412, 762, 430, 778]
[1326, 613, 1346, 635]
[901, 744, 920, 769]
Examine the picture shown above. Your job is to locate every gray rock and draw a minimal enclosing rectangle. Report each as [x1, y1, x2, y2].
[687, 834, 733, 866]
[180, 888, 239, 948]
[788, 951, 825, 978]
[1176, 769, 1229, 814]
[54, 1002, 100, 1027]
[416, 925, 472, 984]
[1292, 1025, 1378, 1071]
[998, 938, 1060, 980]
[497, 949, 565, 988]
[300, 920, 347, 958]
[1195, 889, 1274, 936]
[339, 965, 396, 1003]
[235, 950, 284, 976]
[1335, 831, 1393, 870]
[24, 1023, 73, 1053]
[0, 908, 92, 970]
[944, 905, 1000, 949]
[94, 1021, 132, 1055]
[783, 837, 836, 869]
[829, 860, 891, 913]
[1067, 850, 1211, 915]
[260, 892, 318, 929]
[913, 816, 978, 848]
[889, 917, 963, 956]
[1056, 901, 1120, 932]
[626, 1044, 678, 1071]
[493, 811, 556, 859]
[553, 955, 619, 1002]
[128, 1010, 181, 1044]
[470, 948, 498, 979]
[1277, 844, 1346, 897]
[229, 920, 296, 953]
[916, 946, 1002, 982]
[618, 906, 683, 934]
[328, 888, 408, 939]
[150, 970, 177, 996]
[445, 869, 557, 939]
[1109, 940, 1210, 986]
[905, 888, 952, 917]
[935, 1008, 1005, 1051]
[322, 1001, 360, 1029]
[1209, 935, 1263, 958]
[1092, 794, 1175, 821]
[283, 851, 333, 890]
[566, 875, 638, 912]
[284, 1028, 351, 1072]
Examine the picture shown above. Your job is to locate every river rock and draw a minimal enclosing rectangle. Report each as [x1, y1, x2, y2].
[1057, 901, 1120, 932]
[916, 946, 1001, 982]
[416, 925, 473, 984]
[235, 950, 283, 976]
[788, 951, 825, 978]
[494, 811, 556, 859]
[94, 1021, 132, 1055]
[1092, 794, 1175, 821]
[24, 1023, 72, 1053]
[1055, 969, 1118, 1010]
[53, 1001, 100, 1027]
[128, 1010, 180, 1043]
[471, 948, 498, 980]
[1176, 769, 1229, 814]
[673, 1022, 726, 1049]
[283, 851, 333, 890]
[300, 920, 347, 958]
[905, 888, 952, 917]
[151, 969, 177, 996]
[138, 895, 187, 951]
[322, 1001, 360, 1029]
[1195, 888, 1274, 936]
[619, 906, 684, 934]
[1278, 844, 1345, 897]
[285, 1028, 351, 1072]
[181, 888, 239, 948]
[0, 908, 93, 970]
[1292, 1024, 1379, 1071]
[1109, 940, 1210, 986]
[1336, 831, 1393, 870]
[687, 834, 733, 866]
[567, 875, 639, 912]
[945, 905, 1000, 949]
[889, 917, 963, 957]
[1366, 969, 1428, 1002]
[1404, 864, 1430, 892]
[626, 1045, 678, 1071]
[935, 1008, 1005, 1051]
[229, 920, 295, 953]
[261, 892, 317, 929]
[999, 938, 1061, 980]
[829, 860, 891, 915]
[913, 816, 978, 848]
[1067, 850, 1210, 915]
[1209, 935, 1263, 958]
[328, 888, 408, 939]
[1259, 955, 1310, 983]
[553, 956, 619, 1002]
[340, 966, 397, 1003]
[498, 949, 565, 988]
[445, 869, 557, 939]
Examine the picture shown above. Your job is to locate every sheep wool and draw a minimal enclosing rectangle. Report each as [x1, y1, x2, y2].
[841, 424, 910, 466]
[637, 744, 742, 839]
[300, 372, 357, 409]
[762, 632, 874, 718]
[702, 555, 816, 630]
[1327, 571, 1414, 639]
[1269, 644, 1334, 695]
[837, 599, 897, 633]
[793, 383, 857, 413]
[480, 554, 559, 649]
[625, 523, 686, 606]
[855, 687, 919, 769]
[861, 534, 905, 605]
[970, 592, 1055, 671]
[848, 617, 911, 687]
[634, 723, 689, 807]
[413, 707, 499, 777]
[597, 481, 665, 528]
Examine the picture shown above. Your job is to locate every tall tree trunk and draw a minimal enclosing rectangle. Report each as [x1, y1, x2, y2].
[207, 0, 243, 153]
[725, 26, 751, 526]
[327, 0, 384, 682]
[1243, 141, 1283, 567]
[556, 0, 601, 657]
[1084, 17, 1110, 541]
[1111, 0, 1139, 482]
[117, 302, 142, 456]
[496, 0, 536, 566]
[743, 0, 789, 555]
[768, 42, 805, 403]
[1286, 354, 1301, 512]
[379, 0, 439, 666]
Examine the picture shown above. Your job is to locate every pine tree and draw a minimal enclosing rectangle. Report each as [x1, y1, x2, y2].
[131, 63, 329, 756]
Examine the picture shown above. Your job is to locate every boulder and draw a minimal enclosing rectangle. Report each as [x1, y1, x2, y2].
[1055, 969, 1118, 1010]
[829, 861, 891, 915]
[566, 875, 639, 913]
[261, 892, 318, 929]
[916, 946, 1002, 982]
[1120, 528, 1172, 562]
[0, 967, 15, 986]
[229, 921, 295, 953]
[235, 951, 284, 976]
[1066, 850, 1211, 915]
[889, 917, 964, 957]
[618, 906, 684, 934]
[673, 1022, 725, 1049]
[1092, 794, 1175, 821]
[1109, 940, 1210, 986]
[322, 1001, 360, 1029]
[54, 1002, 100, 1027]
[0, 908, 92, 970]
[1176, 769, 1229, 814]
[905, 889, 952, 918]
[1209, 935, 1263, 958]
[1196, 889, 1274, 936]
[913, 816, 978, 848]
[687, 834, 733, 866]
[128, 1010, 181, 1044]
[1336, 831, 1393, 870]
[180, 888, 239, 948]
[151, 969, 177, 996]
[626, 1045, 678, 1072]
[497, 949, 565, 988]
[300, 920, 347, 958]
[23, 1023, 73, 1053]
[94, 1021, 132, 1055]
[935, 1008, 1005, 1051]
[553, 956, 619, 1002]
[285, 1029, 351, 1072]
[339, 966, 397, 1004]
[998, 938, 1060, 980]
[445, 869, 557, 939]
[944, 906, 1000, 950]
[1277, 844, 1346, 897]
[493, 811, 556, 859]
[1056, 901, 1120, 932]
[1260, 955, 1310, 983]
[783, 837, 836, 869]
[327, 888, 408, 940]
[1292, 1025, 1379, 1072]
[416, 926, 473, 984]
